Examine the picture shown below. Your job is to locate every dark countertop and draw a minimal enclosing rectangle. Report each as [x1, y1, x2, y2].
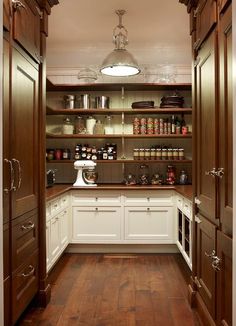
[46, 184, 193, 201]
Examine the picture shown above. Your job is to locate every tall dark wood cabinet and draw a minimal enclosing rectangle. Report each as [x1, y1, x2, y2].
[180, 0, 232, 325]
[2, 0, 58, 325]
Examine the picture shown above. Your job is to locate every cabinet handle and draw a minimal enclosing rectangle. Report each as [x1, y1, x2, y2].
[205, 250, 221, 271]
[95, 197, 98, 201]
[12, 158, 22, 191]
[12, 0, 26, 10]
[95, 207, 98, 211]
[21, 265, 35, 278]
[194, 197, 201, 205]
[216, 168, 224, 178]
[205, 168, 217, 178]
[21, 221, 35, 231]
[4, 159, 14, 193]
[195, 216, 202, 224]
[147, 197, 150, 201]
[147, 207, 150, 211]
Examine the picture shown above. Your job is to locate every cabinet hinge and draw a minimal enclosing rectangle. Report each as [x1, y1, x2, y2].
[194, 276, 202, 288]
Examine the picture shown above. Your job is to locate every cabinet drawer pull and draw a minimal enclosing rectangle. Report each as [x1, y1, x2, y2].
[21, 221, 35, 231]
[95, 207, 98, 211]
[4, 159, 15, 193]
[12, 0, 26, 10]
[22, 265, 35, 278]
[147, 197, 150, 201]
[147, 207, 150, 211]
[96, 197, 98, 201]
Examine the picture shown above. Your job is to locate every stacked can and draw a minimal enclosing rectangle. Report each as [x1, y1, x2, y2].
[140, 118, 147, 134]
[133, 117, 140, 135]
[147, 117, 154, 134]
[154, 118, 160, 134]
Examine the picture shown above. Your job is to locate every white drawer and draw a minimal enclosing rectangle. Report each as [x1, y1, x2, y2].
[50, 197, 62, 216]
[72, 191, 121, 206]
[124, 191, 174, 206]
[61, 194, 69, 208]
[182, 199, 192, 219]
[177, 196, 184, 210]
[46, 203, 51, 222]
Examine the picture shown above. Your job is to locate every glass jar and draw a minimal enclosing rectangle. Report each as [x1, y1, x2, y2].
[150, 148, 156, 160]
[86, 116, 96, 134]
[178, 148, 185, 160]
[167, 148, 173, 160]
[47, 149, 54, 161]
[139, 148, 145, 160]
[75, 116, 86, 134]
[93, 120, 105, 135]
[133, 117, 140, 135]
[62, 148, 70, 160]
[162, 148, 168, 160]
[104, 115, 114, 134]
[155, 148, 162, 160]
[173, 148, 179, 160]
[62, 117, 74, 134]
[166, 165, 176, 185]
[179, 170, 188, 185]
[144, 149, 151, 160]
[97, 150, 103, 160]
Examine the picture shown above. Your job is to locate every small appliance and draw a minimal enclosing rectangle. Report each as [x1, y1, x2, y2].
[46, 169, 56, 187]
[73, 160, 98, 187]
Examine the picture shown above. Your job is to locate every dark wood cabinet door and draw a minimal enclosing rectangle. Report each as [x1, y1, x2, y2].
[3, 223, 10, 280]
[216, 231, 232, 326]
[218, 0, 231, 14]
[3, 0, 11, 31]
[12, 0, 41, 62]
[3, 38, 11, 224]
[218, 4, 232, 237]
[11, 48, 39, 219]
[195, 32, 218, 223]
[4, 277, 11, 326]
[194, 0, 217, 49]
[196, 214, 217, 319]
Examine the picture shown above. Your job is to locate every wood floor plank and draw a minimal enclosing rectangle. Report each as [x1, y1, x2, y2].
[18, 254, 200, 326]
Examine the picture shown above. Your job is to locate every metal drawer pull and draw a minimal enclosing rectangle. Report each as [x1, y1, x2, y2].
[205, 168, 217, 177]
[12, 158, 22, 191]
[147, 207, 150, 211]
[22, 265, 35, 278]
[4, 159, 15, 193]
[12, 0, 26, 10]
[194, 197, 201, 205]
[21, 221, 35, 231]
[205, 250, 216, 258]
[95, 207, 98, 211]
[205, 250, 221, 271]
[195, 216, 202, 224]
[216, 168, 224, 178]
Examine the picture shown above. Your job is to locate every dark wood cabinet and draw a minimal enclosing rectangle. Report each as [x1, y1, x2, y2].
[194, 0, 217, 49]
[218, 0, 231, 14]
[12, 0, 41, 62]
[195, 31, 218, 224]
[216, 231, 232, 326]
[218, 3, 232, 237]
[4, 278, 10, 326]
[3, 223, 10, 280]
[12, 250, 39, 324]
[196, 215, 217, 319]
[11, 48, 39, 219]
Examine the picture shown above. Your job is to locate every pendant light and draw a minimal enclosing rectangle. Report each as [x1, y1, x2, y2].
[100, 10, 140, 77]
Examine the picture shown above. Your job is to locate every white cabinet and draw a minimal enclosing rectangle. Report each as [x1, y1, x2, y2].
[176, 195, 193, 269]
[72, 206, 122, 242]
[124, 206, 174, 243]
[46, 193, 70, 272]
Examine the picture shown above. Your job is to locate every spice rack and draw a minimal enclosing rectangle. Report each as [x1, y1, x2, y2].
[46, 82, 192, 184]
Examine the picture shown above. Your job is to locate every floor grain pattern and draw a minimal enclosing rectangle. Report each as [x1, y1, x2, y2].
[17, 254, 201, 326]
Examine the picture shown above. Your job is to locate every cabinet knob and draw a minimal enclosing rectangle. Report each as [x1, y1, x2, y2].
[12, 0, 26, 10]
[95, 207, 98, 211]
[21, 221, 35, 231]
[147, 207, 150, 211]
[205, 168, 217, 177]
[194, 197, 201, 205]
[21, 265, 35, 278]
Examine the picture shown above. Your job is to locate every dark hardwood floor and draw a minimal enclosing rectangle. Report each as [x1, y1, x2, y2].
[17, 253, 202, 326]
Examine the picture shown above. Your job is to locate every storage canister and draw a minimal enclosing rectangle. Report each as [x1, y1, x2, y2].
[62, 117, 74, 134]
[95, 96, 110, 109]
[64, 95, 76, 109]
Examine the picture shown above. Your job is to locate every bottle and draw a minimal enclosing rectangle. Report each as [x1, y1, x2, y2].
[74, 145, 81, 160]
[86, 116, 96, 134]
[179, 170, 188, 185]
[75, 116, 85, 134]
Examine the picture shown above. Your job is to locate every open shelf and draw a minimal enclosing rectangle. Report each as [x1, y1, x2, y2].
[46, 133, 192, 139]
[46, 106, 192, 115]
[46, 159, 193, 164]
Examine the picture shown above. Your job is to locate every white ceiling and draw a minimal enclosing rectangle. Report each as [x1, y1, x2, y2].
[47, 0, 191, 83]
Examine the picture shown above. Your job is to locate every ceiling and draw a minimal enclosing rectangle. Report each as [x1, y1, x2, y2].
[47, 0, 191, 83]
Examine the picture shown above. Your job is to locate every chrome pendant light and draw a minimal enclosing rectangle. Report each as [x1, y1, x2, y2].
[100, 10, 140, 77]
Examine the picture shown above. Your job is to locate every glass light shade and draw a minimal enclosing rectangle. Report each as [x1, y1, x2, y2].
[100, 49, 140, 77]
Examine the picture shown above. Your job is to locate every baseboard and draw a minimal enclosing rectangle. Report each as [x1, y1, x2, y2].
[66, 244, 179, 254]
[195, 292, 216, 326]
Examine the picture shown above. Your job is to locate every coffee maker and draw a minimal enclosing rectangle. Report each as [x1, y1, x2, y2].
[73, 160, 98, 187]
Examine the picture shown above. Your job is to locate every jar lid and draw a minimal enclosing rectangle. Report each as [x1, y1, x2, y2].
[64, 117, 71, 122]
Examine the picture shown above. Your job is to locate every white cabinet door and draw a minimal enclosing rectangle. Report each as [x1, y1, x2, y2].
[72, 191, 121, 206]
[46, 221, 51, 272]
[59, 208, 69, 249]
[72, 206, 122, 242]
[125, 206, 174, 243]
[50, 215, 60, 263]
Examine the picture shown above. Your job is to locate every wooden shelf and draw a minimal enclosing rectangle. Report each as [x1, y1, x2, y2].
[46, 80, 192, 92]
[46, 106, 192, 115]
[47, 159, 192, 164]
[46, 133, 192, 139]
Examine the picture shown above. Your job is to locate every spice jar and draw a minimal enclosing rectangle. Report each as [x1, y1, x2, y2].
[133, 117, 140, 135]
[47, 149, 54, 161]
[140, 118, 147, 135]
[167, 148, 173, 160]
[55, 149, 62, 160]
[133, 149, 140, 160]
[166, 165, 176, 185]
[147, 117, 154, 135]
[103, 150, 108, 160]
[97, 150, 103, 160]
[139, 148, 145, 160]
[154, 118, 160, 134]
[144, 149, 151, 160]
[178, 148, 185, 160]
[150, 148, 156, 160]
[173, 148, 179, 160]
[62, 149, 70, 160]
[155, 147, 162, 160]
[62, 117, 74, 134]
[162, 148, 168, 160]
[179, 170, 188, 185]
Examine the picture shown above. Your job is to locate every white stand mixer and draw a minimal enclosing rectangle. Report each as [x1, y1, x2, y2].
[73, 160, 98, 187]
